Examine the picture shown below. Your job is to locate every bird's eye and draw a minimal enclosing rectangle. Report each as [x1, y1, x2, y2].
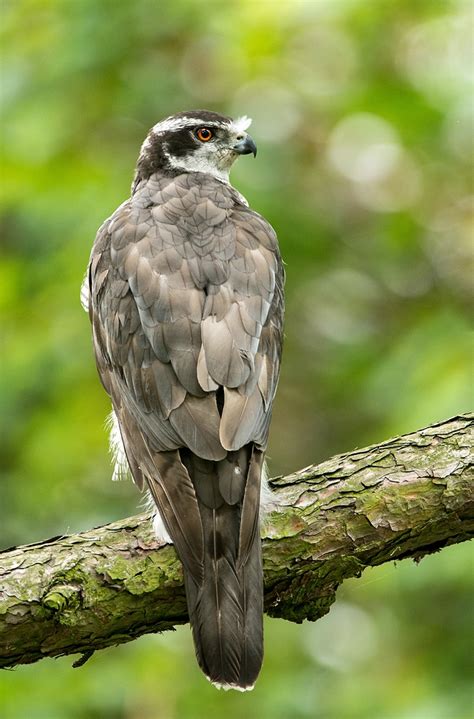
[196, 127, 213, 142]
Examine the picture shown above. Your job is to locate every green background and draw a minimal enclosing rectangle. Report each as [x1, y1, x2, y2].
[1, 1, 472, 717]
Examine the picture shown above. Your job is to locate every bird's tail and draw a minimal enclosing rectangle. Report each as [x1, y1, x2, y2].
[181, 446, 264, 691]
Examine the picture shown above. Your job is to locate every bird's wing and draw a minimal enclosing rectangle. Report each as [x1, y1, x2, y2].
[209, 202, 284, 452]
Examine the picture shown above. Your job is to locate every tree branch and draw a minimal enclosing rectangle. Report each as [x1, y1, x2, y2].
[1, 414, 472, 669]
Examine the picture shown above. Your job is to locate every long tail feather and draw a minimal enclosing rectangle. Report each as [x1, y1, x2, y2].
[181, 446, 264, 690]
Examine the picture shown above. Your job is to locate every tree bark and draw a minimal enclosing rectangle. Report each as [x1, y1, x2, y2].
[1, 414, 472, 669]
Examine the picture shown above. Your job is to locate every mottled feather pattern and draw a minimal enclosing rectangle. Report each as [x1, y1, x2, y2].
[89, 172, 283, 458]
[87, 151, 284, 689]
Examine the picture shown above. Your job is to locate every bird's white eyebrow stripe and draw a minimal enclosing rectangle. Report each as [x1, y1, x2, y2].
[152, 117, 220, 134]
[152, 115, 253, 135]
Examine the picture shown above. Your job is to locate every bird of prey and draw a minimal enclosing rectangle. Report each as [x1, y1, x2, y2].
[82, 110, 284, 691]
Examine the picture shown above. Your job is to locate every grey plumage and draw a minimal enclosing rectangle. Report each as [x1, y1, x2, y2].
[85, 111, 284, 690]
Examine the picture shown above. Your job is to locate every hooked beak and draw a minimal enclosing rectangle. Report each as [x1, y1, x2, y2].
[232, 134, 257, 158]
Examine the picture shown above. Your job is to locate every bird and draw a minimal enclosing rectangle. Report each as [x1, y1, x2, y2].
[82, 109, 284, 691]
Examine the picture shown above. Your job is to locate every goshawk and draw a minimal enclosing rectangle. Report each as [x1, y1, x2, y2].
[82, 110, 284, 690]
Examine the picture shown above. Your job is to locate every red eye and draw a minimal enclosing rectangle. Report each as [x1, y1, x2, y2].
[196, 127, 213, 142]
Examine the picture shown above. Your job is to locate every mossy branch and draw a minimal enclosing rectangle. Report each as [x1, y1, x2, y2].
[1, 414, 472, 669]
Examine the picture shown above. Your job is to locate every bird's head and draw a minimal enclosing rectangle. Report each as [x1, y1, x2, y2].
[133, 110, 257, 189]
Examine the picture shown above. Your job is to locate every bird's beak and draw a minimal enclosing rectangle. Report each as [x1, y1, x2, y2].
[232, 134, 257, 158]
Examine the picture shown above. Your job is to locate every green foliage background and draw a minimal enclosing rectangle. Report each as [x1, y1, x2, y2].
[1, 1, 472, 717]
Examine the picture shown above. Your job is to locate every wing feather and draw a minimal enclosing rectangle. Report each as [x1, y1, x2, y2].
[88, 173, 283, 463]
